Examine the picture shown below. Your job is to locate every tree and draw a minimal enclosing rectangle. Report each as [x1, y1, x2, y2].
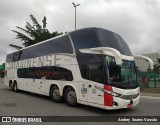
[10, 15, 63, 49]
[0, 63, 5, 78]
[152, 58, 160, 87]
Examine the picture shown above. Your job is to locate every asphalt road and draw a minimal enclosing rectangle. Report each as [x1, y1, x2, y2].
[0, 78, 160, 125]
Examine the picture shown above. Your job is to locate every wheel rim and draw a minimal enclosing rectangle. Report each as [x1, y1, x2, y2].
[52, 89, 60, 100]
[67, 91, 77, 104]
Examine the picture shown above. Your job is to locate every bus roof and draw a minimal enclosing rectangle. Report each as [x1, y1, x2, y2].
[69, 27, 132, 56]
[6, 27, 132, 62]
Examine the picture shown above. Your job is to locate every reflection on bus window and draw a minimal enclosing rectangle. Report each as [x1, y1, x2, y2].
[88, 63, 103, 83]
[17, 66, 73, 81]
[105, 56, 137, 83]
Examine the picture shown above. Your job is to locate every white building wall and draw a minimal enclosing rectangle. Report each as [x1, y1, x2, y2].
[0, 59, 3, 65]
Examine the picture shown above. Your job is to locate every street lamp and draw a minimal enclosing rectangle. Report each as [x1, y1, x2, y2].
[72, 2, 80, 30]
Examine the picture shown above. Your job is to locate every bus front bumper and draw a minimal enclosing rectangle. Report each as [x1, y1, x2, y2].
[104, 94, 140, 110]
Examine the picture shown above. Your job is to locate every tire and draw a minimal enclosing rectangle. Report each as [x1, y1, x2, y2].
[50, 86, 63, 103]
[9, 81, 13, 90]
[64, 87, 78, 107]
[13, 82, 18, 92]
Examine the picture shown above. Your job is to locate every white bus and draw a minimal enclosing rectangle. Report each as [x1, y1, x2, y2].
[4, 27, 153, 110]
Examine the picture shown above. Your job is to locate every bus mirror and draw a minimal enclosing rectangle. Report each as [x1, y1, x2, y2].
[79, 47, 123, 65]
[90, 47, 123, 65]
[133, 55, 154, 70]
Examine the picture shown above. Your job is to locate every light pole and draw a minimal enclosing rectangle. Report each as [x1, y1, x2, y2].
[72, 2, 80, 30]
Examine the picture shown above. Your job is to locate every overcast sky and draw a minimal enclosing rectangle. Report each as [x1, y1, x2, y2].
[0, 0, 160, 63]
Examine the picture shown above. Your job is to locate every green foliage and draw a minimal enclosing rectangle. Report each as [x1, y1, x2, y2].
[152, 58, 160, 74]
[11, 15, 63, 49]
[146, 58, 160, 74]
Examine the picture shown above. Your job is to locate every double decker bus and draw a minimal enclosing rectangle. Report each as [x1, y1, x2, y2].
[4, 27, 153, 110]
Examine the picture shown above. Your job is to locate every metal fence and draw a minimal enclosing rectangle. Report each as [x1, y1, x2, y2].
[137, 71, 160, 88]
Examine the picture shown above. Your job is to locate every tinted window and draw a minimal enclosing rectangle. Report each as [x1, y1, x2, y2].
[17, 66, 73, 81]
[88, 63, 104, 83]
[78, 54, 104, 80]
[77, 53, 103, 65]
[97, 28, 132, 56]
[12, 51, 22, 61]
[70, 28, 132, 56]
[7, 35, 73, 62]
[20, 35, 73, 60]
[70, 28, 100, 51]
[6, 53, 13, 62]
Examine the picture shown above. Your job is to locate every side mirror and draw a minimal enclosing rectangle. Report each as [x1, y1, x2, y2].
[79, 47, 123, 65]
[133, 55, 154, 70]
[91, 47, 123, 65]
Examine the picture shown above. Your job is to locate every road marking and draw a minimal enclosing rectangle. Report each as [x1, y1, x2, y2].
[141, 96, 160, 100]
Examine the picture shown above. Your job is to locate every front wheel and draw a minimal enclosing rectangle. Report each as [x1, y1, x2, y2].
[50, 86, 63, 103]
[64, 87, 78, 107]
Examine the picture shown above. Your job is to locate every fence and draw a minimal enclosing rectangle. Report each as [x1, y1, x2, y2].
[137, 70, 160, 88]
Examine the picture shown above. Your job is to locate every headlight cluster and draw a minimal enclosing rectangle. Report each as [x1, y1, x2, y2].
[94, 85, 121, 97]
[103, 89, 121, 97]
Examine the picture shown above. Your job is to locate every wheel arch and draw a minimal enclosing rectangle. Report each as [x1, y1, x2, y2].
[62, 84, 79, 100]
[49, 83, 62, 96]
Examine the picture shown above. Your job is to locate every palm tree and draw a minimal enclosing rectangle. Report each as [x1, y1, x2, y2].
[10, 15, 62, 49]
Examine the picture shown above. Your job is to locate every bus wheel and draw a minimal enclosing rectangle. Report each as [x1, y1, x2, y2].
[13, 82, 18, 92]
[64, 87, 78, 107]
[50, 86, 63, 103]
[9, 80, 13, 90]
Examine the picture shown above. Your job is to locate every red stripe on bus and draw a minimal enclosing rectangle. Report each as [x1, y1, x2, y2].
[104, 85, 113, 107]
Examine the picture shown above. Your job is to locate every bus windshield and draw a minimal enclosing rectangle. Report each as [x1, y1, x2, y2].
[105, 56, 138, 89]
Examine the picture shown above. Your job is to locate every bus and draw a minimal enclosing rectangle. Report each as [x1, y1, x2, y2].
[4, 27, 153, 110]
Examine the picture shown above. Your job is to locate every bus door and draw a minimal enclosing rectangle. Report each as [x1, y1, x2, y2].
[87, 63, 104, 105]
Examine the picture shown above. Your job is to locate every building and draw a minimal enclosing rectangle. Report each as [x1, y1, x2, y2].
[0, 59, 4, 72]
[0, 64, 4, 78]
[135, 52, 160, 71]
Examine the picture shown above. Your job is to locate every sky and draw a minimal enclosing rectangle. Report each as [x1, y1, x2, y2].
[0, 0, 160, 63]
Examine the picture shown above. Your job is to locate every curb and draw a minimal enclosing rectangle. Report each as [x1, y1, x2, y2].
[141, 96, 160, 100]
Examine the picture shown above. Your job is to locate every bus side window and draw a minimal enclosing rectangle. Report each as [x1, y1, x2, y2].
[88, 63, 103, 83]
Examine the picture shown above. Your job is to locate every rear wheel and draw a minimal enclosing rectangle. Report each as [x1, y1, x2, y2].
[64, 87, 78, 106]
[50, 86, 63, 103]
[13, 82, 18, 92]
[9, 81, 13, 90]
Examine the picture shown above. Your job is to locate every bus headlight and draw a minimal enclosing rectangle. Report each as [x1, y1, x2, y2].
[94, 85, 121, 97]
[104, 89, 121, 97]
